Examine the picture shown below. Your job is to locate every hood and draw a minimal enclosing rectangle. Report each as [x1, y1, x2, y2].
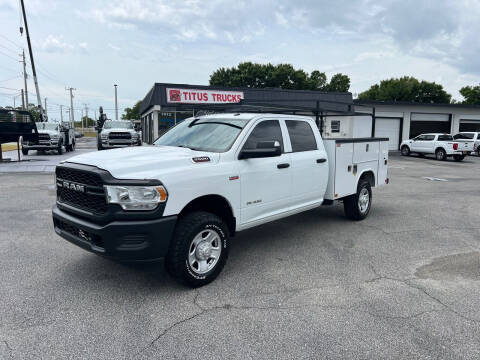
[65, 145, 220, 179]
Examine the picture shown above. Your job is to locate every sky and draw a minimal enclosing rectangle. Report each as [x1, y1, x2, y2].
[0, 0, 479, 121]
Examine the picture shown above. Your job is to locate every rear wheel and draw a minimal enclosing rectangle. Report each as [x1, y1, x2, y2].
[401, 146, 410, 156]
[435, 148, 446, 161]
[477, 148, 480, 157]
[97, 141, 103, 151]
[344, 180, 372, 221]
[165, 211, 229, 287]
[21, 148, 28, 155]
[453, 155, 465, 162]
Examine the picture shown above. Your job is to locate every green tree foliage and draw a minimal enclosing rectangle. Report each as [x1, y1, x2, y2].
[122, 100, 142, 120]
[459, 84, 480, 105]
[75, 116, 95, 127]
[209, 62, 351, 92]
[358, 76, 452, 103]
[27, 104, 42, 122]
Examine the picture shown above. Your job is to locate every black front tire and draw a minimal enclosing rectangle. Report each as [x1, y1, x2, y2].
[401, 146, 410, 156]
[453, 155, 465, 162]
[21, 148, 28, 155]
[97, 142, 103, 151]
[344, 180, 372, 221]
[57, 142, 63, 155]
[165, 211, 229, 287]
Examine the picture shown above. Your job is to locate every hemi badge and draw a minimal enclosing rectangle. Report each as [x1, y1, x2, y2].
[229, 176, 239, 181]
[192, 156, 210, 163]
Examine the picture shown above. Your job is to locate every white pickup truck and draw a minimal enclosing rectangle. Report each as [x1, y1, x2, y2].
[454, 132, 480, 156]
[97, 120, 140, 150]
[22, 121, 76, 155]
[52, 113, 389, 286]
[400, 133, 469, 161]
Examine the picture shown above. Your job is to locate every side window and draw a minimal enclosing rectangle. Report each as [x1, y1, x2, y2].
[243, 120, 283, 151]
[414, 135, 425, 141]
[438, 135, 452, 141]
[424, 135, 435, 141]
[286, 120, 318, 152]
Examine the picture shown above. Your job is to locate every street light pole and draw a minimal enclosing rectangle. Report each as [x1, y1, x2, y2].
[114, 84, 118, 120]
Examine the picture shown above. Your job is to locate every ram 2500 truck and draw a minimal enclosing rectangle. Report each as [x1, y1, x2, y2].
[22, 121, 75, 155]
[52, 113, 389, 286]
[97, 120, 140, 150]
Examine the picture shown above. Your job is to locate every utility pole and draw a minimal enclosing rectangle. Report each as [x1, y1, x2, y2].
[44, 97, 47, 117]
[114, 84, 118, 120]
[83, 103, 89, 130]
[20, 0, 43, 118]
[66, 87, 75, 123]
[20, 50, 28, 108]
[60, 104, 63, 122]
[21, 89, 25, 109]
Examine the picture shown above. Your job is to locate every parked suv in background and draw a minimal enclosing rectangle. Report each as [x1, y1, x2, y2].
[22, 121, 75, 155]
[400, 133, 469, 161]
[453, 132, 480, 156]
[97, 120, 140, 150]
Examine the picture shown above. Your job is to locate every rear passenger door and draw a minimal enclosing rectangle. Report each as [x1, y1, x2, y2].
[423, 135, 436, 153]
[285, 119, 328, 208]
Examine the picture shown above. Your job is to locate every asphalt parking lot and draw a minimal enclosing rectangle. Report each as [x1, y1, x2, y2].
[1, 152, 480, 359]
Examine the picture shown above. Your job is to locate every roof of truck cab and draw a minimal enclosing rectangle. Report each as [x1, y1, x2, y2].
[196, 113, 314, 121]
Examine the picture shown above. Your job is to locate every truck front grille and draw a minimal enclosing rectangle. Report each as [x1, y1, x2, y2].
[38, 133, 50, 141]
[56, 167, 107, 214]
[109, 132, 131, 140]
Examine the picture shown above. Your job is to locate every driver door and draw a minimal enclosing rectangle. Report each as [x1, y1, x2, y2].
[237, 119, 292, 226]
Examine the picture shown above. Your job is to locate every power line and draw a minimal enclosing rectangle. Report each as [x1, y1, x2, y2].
[0, 75, 22, 83]
[0, 49, 20, 62]
[0, 42, 19, 54]
[0, 34, 22, 50]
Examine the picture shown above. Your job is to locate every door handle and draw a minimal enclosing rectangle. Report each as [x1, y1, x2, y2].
[277, 163, 290, 169]
[316, 158, 327, 163]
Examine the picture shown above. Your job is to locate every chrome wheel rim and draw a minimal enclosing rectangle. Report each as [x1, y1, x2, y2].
[358, 188, 370, 213]
[188, 229, 222, 275]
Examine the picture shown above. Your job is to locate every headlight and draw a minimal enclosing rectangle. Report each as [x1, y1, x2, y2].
[51, 135, 59, 140]
[101, 134, 108, 139]
[104, 185, 167, 211]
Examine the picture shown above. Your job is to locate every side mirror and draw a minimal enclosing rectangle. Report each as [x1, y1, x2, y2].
[239, 140, 282, 159]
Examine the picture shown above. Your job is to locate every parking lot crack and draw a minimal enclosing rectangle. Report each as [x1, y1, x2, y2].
[3, 340, 13, 359]
[405, 281, 480, 324]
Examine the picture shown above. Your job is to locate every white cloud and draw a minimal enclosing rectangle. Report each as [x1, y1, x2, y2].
[40, 35, 88, 54]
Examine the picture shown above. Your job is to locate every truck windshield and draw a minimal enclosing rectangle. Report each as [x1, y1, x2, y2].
[103, 121, 133, 129]
[36, 123, 58, 131]
[154, 118, 246, 152]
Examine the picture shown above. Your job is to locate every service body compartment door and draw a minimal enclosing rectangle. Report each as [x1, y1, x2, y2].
[334, 142, 355, 199]
[377, 141, 389, 186]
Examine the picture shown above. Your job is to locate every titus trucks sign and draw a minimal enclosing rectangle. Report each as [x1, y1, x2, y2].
[166, 88, 244, 104]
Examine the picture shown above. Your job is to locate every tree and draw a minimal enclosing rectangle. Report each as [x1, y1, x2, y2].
[122, 100, 142, 120]
[358, 76, 451, 104]
[75, 116, 95, 127]
[209, 62, 351, 92]
[27, 104, 42, 122]
[459, 84, 480, 105]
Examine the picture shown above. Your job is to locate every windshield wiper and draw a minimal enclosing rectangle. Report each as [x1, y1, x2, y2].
[177, 144, 200, 151]
[189, 121, 242, 130]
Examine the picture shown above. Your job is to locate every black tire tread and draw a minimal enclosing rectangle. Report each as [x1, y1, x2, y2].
[165, 211, 229, 287]
[344, 180, 371, 221]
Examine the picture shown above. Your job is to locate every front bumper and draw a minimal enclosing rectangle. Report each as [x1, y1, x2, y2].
[52, 205, 177, 261]
[23, 141, 59, 150]
[101, 139, 138, 148]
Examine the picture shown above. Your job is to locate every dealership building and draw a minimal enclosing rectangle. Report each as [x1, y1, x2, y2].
[139, 83, 480, 150]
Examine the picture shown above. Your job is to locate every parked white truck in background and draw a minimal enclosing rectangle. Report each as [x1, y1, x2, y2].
[97, 120, 140, 150]
[22, 121, 75, 155]
[454, 132, 480, 156]
[400, 133, 470, 161]
[53, 113, 389, 286]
